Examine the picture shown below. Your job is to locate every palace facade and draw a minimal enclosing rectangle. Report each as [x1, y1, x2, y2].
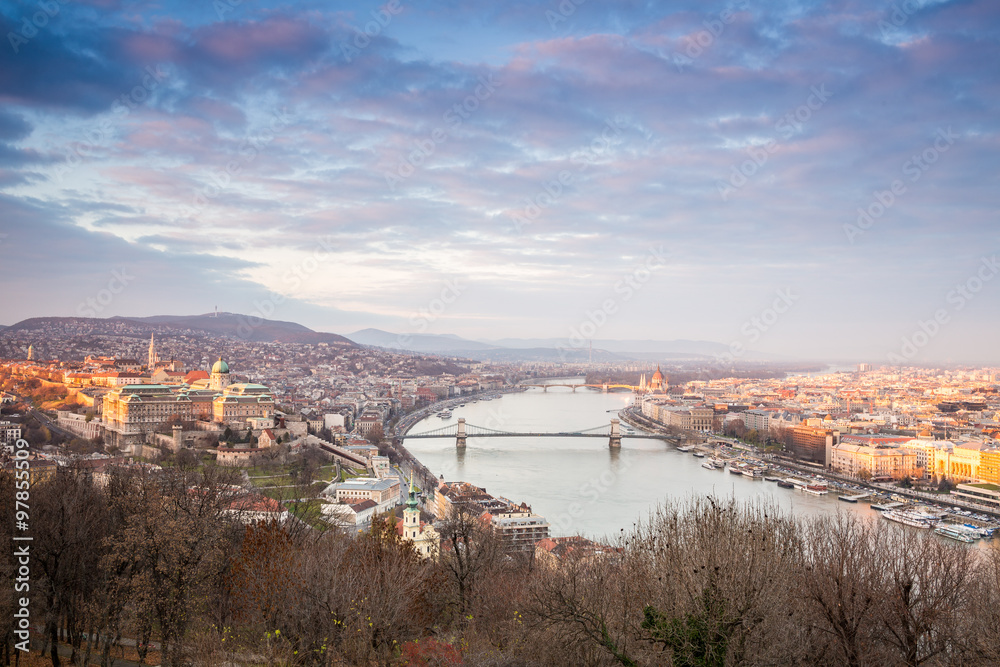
[101, 358, 274, 447]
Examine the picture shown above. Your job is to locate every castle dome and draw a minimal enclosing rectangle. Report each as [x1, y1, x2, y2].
[212, 357, 230, 374]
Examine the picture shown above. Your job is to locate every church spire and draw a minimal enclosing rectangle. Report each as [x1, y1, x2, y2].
[406, 475, 418, 511]
[148, 333, 157, 369]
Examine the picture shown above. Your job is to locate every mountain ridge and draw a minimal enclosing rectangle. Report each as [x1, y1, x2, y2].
[6, 314, 357, 347]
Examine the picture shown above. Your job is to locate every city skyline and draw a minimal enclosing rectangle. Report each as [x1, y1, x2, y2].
[1, 0, 999, 363]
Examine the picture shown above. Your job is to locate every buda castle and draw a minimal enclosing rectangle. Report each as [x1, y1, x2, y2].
[101, 354, 274, 448]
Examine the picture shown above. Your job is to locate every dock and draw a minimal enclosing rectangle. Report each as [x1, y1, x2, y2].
[838, 493, 870, 503]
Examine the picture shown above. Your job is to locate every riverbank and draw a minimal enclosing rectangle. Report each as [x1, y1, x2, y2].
[390, 386, 527, 490]
[620, 405, 1000, 521]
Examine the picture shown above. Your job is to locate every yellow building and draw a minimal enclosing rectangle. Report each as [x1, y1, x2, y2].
[830, 444, 920, 481]
[211, 383, 276, 422]
[101, 358, 274, 448]
[980, 450, 1000, 485]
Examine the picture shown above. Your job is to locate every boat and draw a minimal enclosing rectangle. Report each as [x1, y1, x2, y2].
[838, 495, 858, 503]
[676, 445, 693, 452]
[729, 465, 745, 476]
[701, 460, 719, 470]
[935, 525, 978, 543]
[777, 480, 795, 489]
[438, 411, 452, 419]
[764, 476, 780, 482]
[871, 501, 905, 512]
[692, 451, 706, 458]
[742, 467, 765, 479]
[882, 509, 938, 529]
[804, 484, 829, 495]
[963, 523, 997, 538]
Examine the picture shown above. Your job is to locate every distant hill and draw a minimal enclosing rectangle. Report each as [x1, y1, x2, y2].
[347, 328, 497, 353]
[6, 314, 357, 347]
[346, 329, 739, 362]
[484, 337, 731, 356]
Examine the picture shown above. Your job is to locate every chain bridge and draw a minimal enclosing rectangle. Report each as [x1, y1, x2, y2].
[400, 418, 676, 449]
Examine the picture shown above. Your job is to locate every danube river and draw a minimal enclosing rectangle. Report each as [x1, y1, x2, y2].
[405, 378, 878, 540]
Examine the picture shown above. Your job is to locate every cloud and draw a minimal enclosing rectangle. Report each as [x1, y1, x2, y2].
[0, 0, 997, 359]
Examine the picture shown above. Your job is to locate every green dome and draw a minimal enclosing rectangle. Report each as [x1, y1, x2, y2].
[212, 357, 229, 374]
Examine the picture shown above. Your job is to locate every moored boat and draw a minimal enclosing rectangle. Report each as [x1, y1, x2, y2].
[935, 525, 978, 543]
[882, 509, 938, 529]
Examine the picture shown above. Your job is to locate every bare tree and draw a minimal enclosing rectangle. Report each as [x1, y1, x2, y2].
[796, 515, 889, 667]
[436, 504, 505, 622]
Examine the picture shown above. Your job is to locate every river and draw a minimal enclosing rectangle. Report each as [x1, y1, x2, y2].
[404, 378, 879, 540]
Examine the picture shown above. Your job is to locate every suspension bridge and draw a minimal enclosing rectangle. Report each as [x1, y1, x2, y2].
[400, 418, 676, 449]
[518, 383, 640, 392]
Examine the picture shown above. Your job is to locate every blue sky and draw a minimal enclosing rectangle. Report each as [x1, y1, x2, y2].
[0, 0, 998, 362]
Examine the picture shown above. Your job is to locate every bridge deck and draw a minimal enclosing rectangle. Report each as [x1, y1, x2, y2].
[403, 432, 673, 440]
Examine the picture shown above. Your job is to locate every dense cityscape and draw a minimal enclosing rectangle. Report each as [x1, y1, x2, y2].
[2, 314, 1000, 664]
[4, 0, 1000, 663]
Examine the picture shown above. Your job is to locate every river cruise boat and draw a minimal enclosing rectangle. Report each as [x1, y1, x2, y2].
[742, 467, 765, 479]
[676, 445, 694, 452]
[729, 463, 746, 476]
[882, 509, 939, 529]
[438, 410, 452, 419]
[692, 451, 706, 458]
[701, 459, 720, 470]
[934, 524, 978, 543]
[776, 480, 795, 489]
[804, 484, 829, 495]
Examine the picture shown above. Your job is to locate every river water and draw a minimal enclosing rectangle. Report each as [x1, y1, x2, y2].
[405, 378, 879, 540]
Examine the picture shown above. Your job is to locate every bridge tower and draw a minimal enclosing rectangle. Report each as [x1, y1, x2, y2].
[456, 418, 467, 448]
[609, 418, 622, 448]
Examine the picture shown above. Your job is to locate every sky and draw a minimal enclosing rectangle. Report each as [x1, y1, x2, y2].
[0, 0, 998, 363]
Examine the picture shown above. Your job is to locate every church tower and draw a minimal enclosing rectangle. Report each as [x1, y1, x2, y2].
[399, 476, 439, 559]
[26, 345, 34, 361]
[148, 334, 158, 369]
[403, 477, 421, 540]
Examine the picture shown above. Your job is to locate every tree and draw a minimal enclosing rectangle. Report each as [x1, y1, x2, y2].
[365, 424, 385, 447]
[436, 505, 504, 620]
[32, 472, 112, 667]
[725, 419, 747, 439]
[105, 466, 244, 667]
